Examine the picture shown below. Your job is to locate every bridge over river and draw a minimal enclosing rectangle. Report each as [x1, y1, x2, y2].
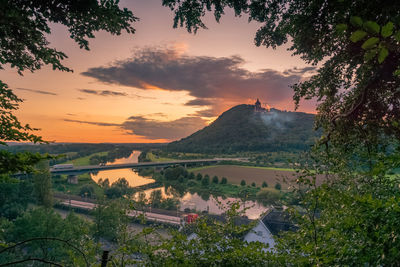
[50, 158, 247, 175]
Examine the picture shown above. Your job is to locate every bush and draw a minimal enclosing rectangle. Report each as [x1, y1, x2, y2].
[79, 185, 94, 198]
[188, 172, 195, 179]
[240, 180, 246, 186]
[251, 182, 256, 187]
[178, 175, 185, 183]
[202, 176, 210, 186]
[212, 176, 219, 184]
[256, 188, 281, 205]
[220, 177, 228, 184]
[275, 182, 282, 190]
[196, 173, 203, 181]
[262, 181, 268, 188]
[187, 180, 197, 187]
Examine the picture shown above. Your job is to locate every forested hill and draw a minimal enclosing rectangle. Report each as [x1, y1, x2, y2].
[167, 104, 319, 153]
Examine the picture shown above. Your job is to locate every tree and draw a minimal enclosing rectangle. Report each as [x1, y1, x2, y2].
[0, 0, 137, 171]
[220, 177, 228, 184]
[163, 0, 400, 153]
[240, 179, 246, 186]
[133, 203, 277, 266]
[212, 175, 219, 184]
[196, 173, 203, 181]
[33, 161, 53, 208]
[274, 182, 282, 191]
[262, 181, 268, 188]
[201, 175, 210, 186]
[1, 208, 96, 266]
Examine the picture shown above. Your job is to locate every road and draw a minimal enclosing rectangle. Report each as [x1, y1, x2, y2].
[59, 199, 181, 225]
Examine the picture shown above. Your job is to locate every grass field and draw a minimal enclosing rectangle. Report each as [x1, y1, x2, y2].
[146, 152, 175, 162]
[65, 151, 108, 166]
[189, 165, 325, 189]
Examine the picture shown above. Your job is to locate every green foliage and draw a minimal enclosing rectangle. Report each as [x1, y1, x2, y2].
[91, 199, 130, 241]
[201, 175, 210, 186]
[33, 161, 53, 208]
[212, 175, 219, 184]
[163, 0, 400, 154]
[0, 178, 33, 220]
[262, 181, 268, 188]
[240, 179, 246, 186]
[1, 208, 95, 266]
[220, 177, 228, 184]
[256, 188, 281, 206]
[196, 173, 203, 181]
[251, 182, 256, 187]
[274, 182, 282, 191]
[135, 203, 276, 266]
[102, 178, 133, 199]
[79, 185, 94, 198]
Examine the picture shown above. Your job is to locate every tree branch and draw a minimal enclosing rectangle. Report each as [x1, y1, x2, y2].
[0, 237, 89, 267]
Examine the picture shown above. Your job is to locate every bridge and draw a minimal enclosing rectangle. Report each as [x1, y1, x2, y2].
[50, 158, 246, 175]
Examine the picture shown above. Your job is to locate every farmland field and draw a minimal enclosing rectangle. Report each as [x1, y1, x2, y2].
[190, 165, 326, 189]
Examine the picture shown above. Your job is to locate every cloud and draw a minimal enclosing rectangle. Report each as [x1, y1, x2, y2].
[63, 119, 120, 127]
[78, 89, 127, 96]
[121, 116, 207, 139]
[81, 47, 313, 110]
[16, 88, 57, 96]
[185, 99, 213, 106]
[63, 116, 207, 140]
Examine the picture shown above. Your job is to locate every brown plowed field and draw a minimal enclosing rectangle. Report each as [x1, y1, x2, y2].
[193, 165, 326, 190]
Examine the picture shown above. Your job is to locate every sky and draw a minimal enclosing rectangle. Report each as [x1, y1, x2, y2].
[2, 0, 317, 143]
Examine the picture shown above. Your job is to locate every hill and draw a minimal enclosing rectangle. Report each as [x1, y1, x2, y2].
[167, 104, 318, 153]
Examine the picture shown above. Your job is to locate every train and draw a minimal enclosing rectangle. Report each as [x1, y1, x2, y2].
[53, 164, 74, 170]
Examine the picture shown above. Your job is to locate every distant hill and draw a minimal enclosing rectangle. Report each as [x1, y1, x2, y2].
[167, 104, 319, 153]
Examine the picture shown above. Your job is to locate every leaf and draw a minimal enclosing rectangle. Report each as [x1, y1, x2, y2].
[364, 48, 377, 61]
[381, 22, 394, 38]
[361, 37, 379, 49]
[350, 16, 363, 27]
[350, 30, 367, 42]
[394, 69, 400, 76]
[336, 24, 348, 33]
[394, 31, 400, 42]
[363, 21, 380, 34]
[378, 47, 389, 63]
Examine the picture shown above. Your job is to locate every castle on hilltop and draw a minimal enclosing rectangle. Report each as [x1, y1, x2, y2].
[254, 98, 263, 112]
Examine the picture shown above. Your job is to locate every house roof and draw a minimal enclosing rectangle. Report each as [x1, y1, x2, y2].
[261, 209, 296, 235]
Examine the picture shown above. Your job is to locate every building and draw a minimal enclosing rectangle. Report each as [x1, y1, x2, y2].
[254, 98, 262, 112]
[244, 208, 295, 251]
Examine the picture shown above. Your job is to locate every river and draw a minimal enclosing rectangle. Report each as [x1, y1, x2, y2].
[91, 150, 268, 219]
[90, 150, 155, 187]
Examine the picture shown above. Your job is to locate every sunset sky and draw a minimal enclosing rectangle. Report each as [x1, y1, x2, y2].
[2, 0, 317, 143]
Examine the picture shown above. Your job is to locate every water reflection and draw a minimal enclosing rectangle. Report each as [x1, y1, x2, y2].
[90, 150, 154, 187]
[134, 187, 268, 220]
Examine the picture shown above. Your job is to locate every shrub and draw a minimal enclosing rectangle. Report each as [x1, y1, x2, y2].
[256, 188, 281, 205]
[202, 176, 210, 186]
[240, 180, 246, 186]
[212, 176, 219, 184]
[79, 185, 94, 198]
[187, 180, 197, 187]
[188, 172, 195, 179]
[275, 182, 282, 190]
[196, 173, 203, 181]
[220, 177, 228, 184]
[178, 175, 185, 183]
[262, 181, 268, 188]
[251, 182, 256, 187]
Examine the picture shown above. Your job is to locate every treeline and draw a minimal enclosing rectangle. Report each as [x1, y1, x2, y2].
[89, 147, 134, 165]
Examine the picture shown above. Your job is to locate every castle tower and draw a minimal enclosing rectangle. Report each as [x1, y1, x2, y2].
[255, 98, 262, 112]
